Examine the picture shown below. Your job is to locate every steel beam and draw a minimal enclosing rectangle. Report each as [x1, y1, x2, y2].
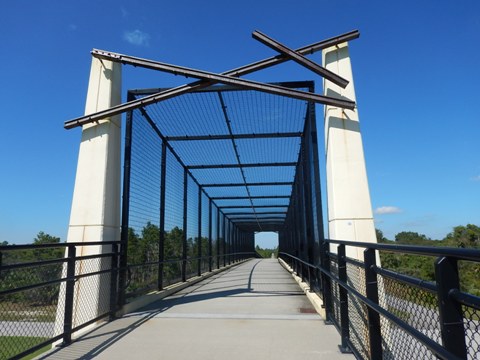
[64, 30, 359, 129]
[252, 31, 349, 88]
[202, 181, 293, 187]
[91, 49, 354, 106]
[167, 133, 302, 142]
[187, 162, 296, 169]
[219, 205, 288, 209]
[211, 195, 290, 200]
[224, 211, 287, 215]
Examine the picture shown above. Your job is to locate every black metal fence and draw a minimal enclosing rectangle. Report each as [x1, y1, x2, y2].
[0, 240, 253, 360]
[0, 241, 118, 360]
[279, 240, 480, 360]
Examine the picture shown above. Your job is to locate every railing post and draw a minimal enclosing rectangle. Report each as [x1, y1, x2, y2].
[435, 257, 467, 359]
[109, 243, 119, 320]
[320, 241, 333, 324]
[337, 245, 351, 353]
[364, 248, 382, 360]
[62, 245, 76, 345]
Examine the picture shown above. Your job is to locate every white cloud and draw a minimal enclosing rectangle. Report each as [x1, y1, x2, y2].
[471, 175, 480, 182]
[123, 30, 150, 46]
[121, 6, 128, 18]
[374, 206, 402, 215]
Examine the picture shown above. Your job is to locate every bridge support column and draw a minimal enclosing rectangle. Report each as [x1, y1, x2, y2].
[323, 43, 392, 358]
[322, 42, 376, 258]
[55, 57, 122, 337]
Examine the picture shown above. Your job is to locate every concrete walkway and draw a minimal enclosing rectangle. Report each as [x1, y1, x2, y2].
[38, 259, 353, 360]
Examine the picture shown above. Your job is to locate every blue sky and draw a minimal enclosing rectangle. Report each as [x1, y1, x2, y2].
[0, 0, 479, 247]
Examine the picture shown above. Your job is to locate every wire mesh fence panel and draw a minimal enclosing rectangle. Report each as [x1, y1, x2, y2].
[211, 205, 218, 270]
[163, 148, 185, 287]
[462, 305, 480, 359]
[376, 271, 441, 359]
[329, 258, 341, 330]
[186, 175, 199, 279]
[380, 317, 437, 360]
[71, 256, 113, 324]
[126, 109, 162, 297]
[346, 261, 369, 360]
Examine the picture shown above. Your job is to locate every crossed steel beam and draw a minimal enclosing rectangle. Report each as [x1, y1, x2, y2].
[64, 30, 359, 129]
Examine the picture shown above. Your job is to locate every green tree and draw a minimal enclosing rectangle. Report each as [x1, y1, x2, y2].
[443, 224, 480, 248]
[394, 231, 431, 245]
[376, 228, 389, 243]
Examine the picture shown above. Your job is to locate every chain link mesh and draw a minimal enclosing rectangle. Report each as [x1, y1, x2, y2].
[462, 305, 480, 360]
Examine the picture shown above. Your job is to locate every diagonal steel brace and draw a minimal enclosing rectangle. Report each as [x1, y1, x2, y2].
[64, 30, 359, 129]
[252, 30, 349, 88]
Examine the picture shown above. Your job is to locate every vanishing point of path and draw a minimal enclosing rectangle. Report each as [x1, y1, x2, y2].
[38, 259, 353, 360]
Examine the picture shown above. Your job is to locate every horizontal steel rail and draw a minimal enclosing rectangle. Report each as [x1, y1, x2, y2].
[326, 238, 480, 262]
[450, 289, 480, 310]
[187, 162, 297, 169]
[202, 181, 293, 187]
[64, 30, 359, 129]
[374, 265, 437, 293]
[168, 133, 302, 142]
[210, 195, 290, 200]
[0, 240, 120, 251]
[218, 205, 288, 209]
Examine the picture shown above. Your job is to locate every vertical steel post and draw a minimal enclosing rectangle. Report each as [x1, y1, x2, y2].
[208, 200, 213, 272]
[158, 142, 167, 290]
[197, 187, 202, 276]
[321, 241, 333, 324]
[435, 257, 467, 359]
[118, 99, 134, 306]
[337, 244, 351, 353]
[62, 245, 76, 345]
[216, 210, 220, 269]
[307, 96, 325, 291]
[109, 243, 119, 320]
[364, 248, 382, 360]
[223, 216, 226, 267]
[182, 169, 188, 282]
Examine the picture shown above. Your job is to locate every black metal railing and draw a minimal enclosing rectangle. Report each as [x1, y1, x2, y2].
[122, 251, 254, 301]
[0, 241, 119, 360]
[0, 241, 254, 360]
[280, 240, 480, 360]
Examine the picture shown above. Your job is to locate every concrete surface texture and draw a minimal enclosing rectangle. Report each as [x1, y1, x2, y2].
[38, 259, 353, 360]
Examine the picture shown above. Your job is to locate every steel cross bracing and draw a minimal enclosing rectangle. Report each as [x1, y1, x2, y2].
[67, 30, 360, 233]
[64, 30, 358, 129]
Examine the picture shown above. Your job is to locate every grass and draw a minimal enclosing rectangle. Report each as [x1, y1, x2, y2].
[0, 336, 50, 360]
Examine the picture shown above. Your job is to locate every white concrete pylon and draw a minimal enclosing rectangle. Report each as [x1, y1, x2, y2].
[54, 57, 122, 337]
[322, 42, 377, 260]
[323, 42, 393, 358]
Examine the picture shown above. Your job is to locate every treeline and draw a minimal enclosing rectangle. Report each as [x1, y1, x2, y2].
[376, 224, 480, 296]
[125, 223, 210, 295]
[1, 232, 64, 305]
[255, 245, 278, 258]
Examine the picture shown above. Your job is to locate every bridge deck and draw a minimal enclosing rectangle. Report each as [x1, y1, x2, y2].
[39, 259, 352, 359]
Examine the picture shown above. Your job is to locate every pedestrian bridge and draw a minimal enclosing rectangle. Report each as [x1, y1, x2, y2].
[0, 30, 479, 360]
